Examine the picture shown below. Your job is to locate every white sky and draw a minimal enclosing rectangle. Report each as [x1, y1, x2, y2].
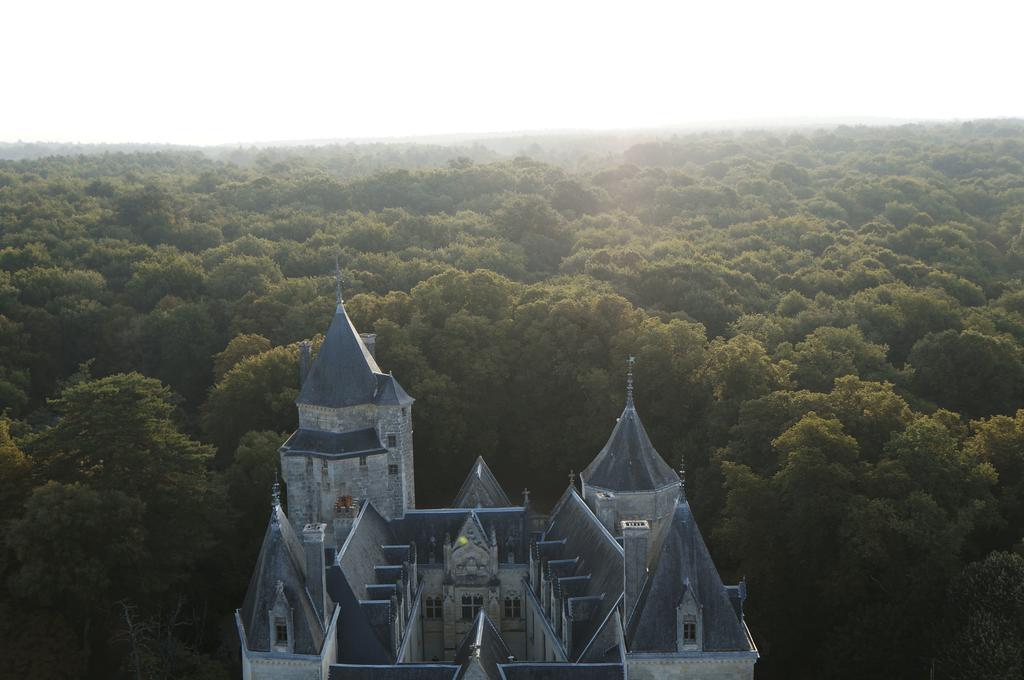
[2, 0, 1022, 145]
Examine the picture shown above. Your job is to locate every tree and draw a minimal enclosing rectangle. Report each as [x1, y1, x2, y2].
[27, 373, 220, 595]
[213, 333, 273, 380]
[939, 552, 1024, 680]
[0, 417, 31, 523]
[965, 411, 1024, 550]
[909, 330, 1024, 417]
[784, 325, 898, 392]
[202, 346, 298, 461]
[7, 482, 146, 612]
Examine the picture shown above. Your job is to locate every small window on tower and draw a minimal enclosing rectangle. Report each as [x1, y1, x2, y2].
[359, 456, 368, 467]
[388, 463, 399, 475]
[387, 434, 397, 448]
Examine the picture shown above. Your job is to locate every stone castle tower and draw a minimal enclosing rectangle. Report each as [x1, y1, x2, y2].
[279, 292, 415, 545]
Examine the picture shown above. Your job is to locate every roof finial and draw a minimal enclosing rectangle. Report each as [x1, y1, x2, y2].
[568, 469, 576, 488]
[334, 256, 343, 309]
[271, 470, 281, 510]
[522, 488, 531, 506]
[626, 355, 636, 409]
[678, 457, 687, 496]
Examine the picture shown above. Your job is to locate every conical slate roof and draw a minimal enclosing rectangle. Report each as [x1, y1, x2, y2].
[582, 398, 679, 492]
[626, 499, 753, 653]
[297, 303, 383, 408]
[452, 457, 513, 508]
[239, 504, 328, 655]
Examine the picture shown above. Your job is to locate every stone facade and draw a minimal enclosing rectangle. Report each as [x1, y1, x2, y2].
[282, 401, 414, 539]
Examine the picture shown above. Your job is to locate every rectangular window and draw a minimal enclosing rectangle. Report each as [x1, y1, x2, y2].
[359, 456, 367, 467]
[504, 594, 521, 619]
[388, 463, 399, 475]
[683, 621, 697, 643]
[387, 434, 397, 448]
[275, 620, 288, 644]
[425, 596, 442, 619]
[461, 594, 484, 620]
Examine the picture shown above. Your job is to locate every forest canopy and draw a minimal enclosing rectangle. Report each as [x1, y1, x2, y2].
[1, 122, 1023, 679]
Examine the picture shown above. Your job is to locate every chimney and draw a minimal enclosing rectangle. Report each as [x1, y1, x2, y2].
[621, 519, 650, 621]
[303, 523, 329, 622]
[360, 332, 376, 359]
[299, 340, 312, 386]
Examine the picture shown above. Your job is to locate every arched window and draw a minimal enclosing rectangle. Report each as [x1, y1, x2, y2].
[503, 593, 521, 619]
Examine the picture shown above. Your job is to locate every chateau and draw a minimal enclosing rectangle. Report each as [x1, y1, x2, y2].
[235, 291, 759, 679]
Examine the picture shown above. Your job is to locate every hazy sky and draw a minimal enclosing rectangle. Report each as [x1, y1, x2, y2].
[3, 0, 1022, 145]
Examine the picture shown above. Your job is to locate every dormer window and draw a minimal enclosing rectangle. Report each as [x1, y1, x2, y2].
[270, 581, 293, 653]
[274, 619, 288, 646]
[683, 616, 697, 643]
[676, 588, 702, 652]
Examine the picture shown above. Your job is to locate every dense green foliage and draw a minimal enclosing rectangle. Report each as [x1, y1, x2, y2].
[1, 122, 1023, 678]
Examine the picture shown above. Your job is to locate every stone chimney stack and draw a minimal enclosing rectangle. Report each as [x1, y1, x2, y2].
[299, 340, 312, 386]
[302, 523, 329, 622]
[621, 519, 650, 620]
[360, 332, 377, 359]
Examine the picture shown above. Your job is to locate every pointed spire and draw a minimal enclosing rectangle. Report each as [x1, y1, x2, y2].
[334, 256, 344, 310]
[626, 355, 636, 410]
[522, 488, 531, 506]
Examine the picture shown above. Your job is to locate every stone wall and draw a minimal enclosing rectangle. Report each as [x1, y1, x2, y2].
[282, 402, 415, 540]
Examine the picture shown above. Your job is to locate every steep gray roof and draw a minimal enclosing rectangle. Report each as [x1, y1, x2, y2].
[376, 373, 415, 406]
[239, 505, 327, 655]
[327, 502, 405, 662]
[540, 488, 624, 661]
[578, 598, 625, 664]
[627, 499, 753, 653]
[453, 611, 511, 680]
[281, 427, 388, 460]
[297, 304, 383, 408]
[452, 457, 513, 508]
[338, 502, 398, 603]
[581, 400, 679, 492]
